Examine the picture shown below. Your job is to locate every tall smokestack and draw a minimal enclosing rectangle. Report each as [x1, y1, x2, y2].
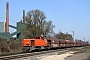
[23, 10, 25, 23]
[6, 2, 9, 32]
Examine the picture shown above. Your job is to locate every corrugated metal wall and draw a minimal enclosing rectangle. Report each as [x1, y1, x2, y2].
[0, 22, 5, 32]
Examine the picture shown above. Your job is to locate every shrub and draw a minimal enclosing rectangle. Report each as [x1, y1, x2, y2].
[8, 38, 22, 52]
[0, 37, 10, 52]
[0, 37, 22, 53]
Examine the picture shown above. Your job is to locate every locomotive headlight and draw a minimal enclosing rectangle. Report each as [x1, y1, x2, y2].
[53, 41, 54, 42]
[27, 42, 29, 44]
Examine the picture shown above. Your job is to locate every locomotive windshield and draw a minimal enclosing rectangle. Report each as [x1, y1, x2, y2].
[35, 37, 40, 39]
[35, 36, 44, 40]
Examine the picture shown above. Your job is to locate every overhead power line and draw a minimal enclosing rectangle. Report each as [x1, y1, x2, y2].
[0, 16, 18, 22]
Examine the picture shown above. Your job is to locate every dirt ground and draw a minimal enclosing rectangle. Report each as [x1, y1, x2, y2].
[39, 51, 75, 60]
[66, 53, 89, 60]
[40, 47, 90, 60]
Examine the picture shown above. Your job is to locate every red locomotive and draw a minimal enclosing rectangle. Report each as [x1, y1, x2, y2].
[22, 36, 89, 52]
[22, 36, 48, 52]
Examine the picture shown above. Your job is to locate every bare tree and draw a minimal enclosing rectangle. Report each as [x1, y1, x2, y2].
[21, 9, 55, 38]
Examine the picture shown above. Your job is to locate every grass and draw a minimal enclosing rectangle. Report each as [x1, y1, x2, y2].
[70, 46, 90, 60]
[65, 46, 90, 59]
[71, 46, 90, 54]
[84, 46, 90, 60]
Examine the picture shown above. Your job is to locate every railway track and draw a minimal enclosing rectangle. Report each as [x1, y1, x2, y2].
[0, 47, 86, 60]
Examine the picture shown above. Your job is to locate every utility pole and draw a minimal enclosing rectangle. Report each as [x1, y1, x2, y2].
[84, 37, 85, 42]
[71, 30, 74, 41]
[71, 30, 75, 49]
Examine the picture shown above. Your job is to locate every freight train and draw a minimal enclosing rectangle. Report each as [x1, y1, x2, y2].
[22, 36, 89, 52]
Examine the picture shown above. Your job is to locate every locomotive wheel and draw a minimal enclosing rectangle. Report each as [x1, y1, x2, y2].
[22, 47, 30, 53]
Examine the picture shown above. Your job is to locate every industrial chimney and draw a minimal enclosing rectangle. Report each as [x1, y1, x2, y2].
[6, 2, 9, 32]
[23, 10, 25, 23]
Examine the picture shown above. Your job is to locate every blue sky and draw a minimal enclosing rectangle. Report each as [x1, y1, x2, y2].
[0, 0, 90, 41]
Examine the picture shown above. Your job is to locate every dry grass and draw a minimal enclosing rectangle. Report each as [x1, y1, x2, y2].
[69, 46, 90, 60]
[65, 46, 90, 59]
[83, 46, 90, 60]
[84, 55, 90, 60]
[71, 47, 90, 54]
